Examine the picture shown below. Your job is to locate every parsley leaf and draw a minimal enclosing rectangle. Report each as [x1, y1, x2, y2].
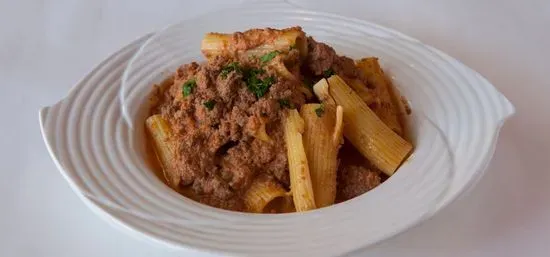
[182, 79, 196, 97]
[260, 50, 280, 64]
[278, 99, 294, 109]
[220, 62, 242, 79]
[289, 44, 297, 50]
[244, 68, 276, 98]
[315, 104, 325, 117]
[323, 68, 335, 78]
[203, 100, 216, 110]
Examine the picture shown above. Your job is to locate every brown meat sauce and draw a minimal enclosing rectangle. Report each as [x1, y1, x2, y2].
[149, 28, 386, 211]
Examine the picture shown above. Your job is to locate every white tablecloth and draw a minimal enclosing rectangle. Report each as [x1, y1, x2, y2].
[2, 0, 549, 256]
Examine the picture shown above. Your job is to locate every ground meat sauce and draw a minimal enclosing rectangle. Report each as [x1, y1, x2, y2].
[149, 27, 387, 212]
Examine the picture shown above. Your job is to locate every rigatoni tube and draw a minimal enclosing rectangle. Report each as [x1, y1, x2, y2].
[356, 57, 403, 136]
[201, 27, 307, 60]
[145, 115, 180, 188]
[283, 109, 316, 212]
[314, 76, 413, 176]
[347, 79, 377, 106]
[300, 104, 344, 208]
[243, 175, 289, 213]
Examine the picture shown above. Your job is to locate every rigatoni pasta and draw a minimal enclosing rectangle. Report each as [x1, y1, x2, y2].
[347, 79, 377, 106]
[315, 75, 413, 176]
[246, 29, 307, 59]
[268, 58, 297, 81]
[267, 56, 314, 98]
[250, 119, 272, 143]
[385, 76, 412, 142]
[283, 109, 316, 212]
[201, 27, 307, 60]
[356, 57, 403, 136]
[145, 115, 180, 188]
[300, 104, 343, 208]
[243, 174, 289, 213]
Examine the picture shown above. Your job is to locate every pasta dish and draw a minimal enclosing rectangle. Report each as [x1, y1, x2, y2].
[146, 27, 413, 213]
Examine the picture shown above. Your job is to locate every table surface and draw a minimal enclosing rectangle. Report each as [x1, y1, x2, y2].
[2, 0, 549, 256]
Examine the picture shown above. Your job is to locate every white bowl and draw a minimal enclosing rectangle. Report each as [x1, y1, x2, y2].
[39, 1, 514, 256]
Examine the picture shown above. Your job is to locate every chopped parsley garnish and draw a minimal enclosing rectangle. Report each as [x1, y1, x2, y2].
[323, 68, 335, 78]
[182, 79, 196, 97]
[203, 100, 216, 110]
[278, 99, 294, 109]
[220, 62, 242, 79]
[244, 68, 276, 98]
[260, 50, 280, 64]
[247, 67, 265, 76]
[315, 104, 325, 117]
